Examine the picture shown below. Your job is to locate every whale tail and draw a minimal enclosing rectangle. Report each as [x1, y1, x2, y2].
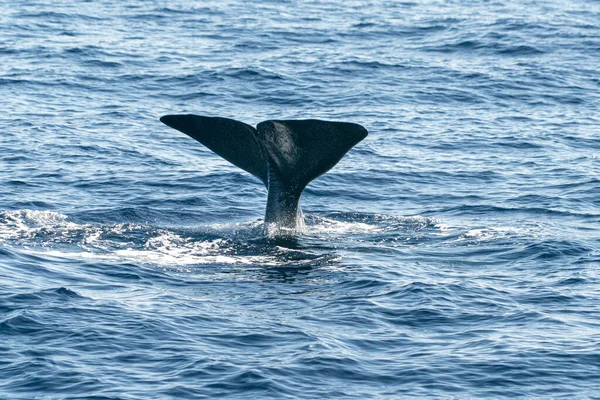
[159, 114, 368, 230]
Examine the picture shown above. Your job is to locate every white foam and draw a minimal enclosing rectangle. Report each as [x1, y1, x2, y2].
[0, 210, 285, 266]
[0, 209, 71, 240]
[305, 217, 382, 235]
[20, 234, 283, 267]
[458, 225, 542, 242]
[0, 209, 446, 267]
[305, 215, 439, 236]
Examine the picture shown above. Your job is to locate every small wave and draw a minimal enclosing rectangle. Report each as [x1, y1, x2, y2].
[422, 40, 546, 56]
[217, 66, 284, 81]
[80, 59, 123, 68]
[3, 288, 84, 311]
[439, 204, 599, 218]
[305, 213, 438, 236]
[0, 310, 48, 335]
[457, 225, 543, 243]
[497, 44, 546, 56]
[15, 11, 103, 21]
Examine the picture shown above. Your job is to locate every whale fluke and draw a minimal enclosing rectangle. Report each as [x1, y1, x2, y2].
[160, 115, 268, 185]
[160, 114, 368, 232]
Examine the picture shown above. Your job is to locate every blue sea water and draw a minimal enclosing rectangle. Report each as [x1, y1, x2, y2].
[1, 0, 600, 398]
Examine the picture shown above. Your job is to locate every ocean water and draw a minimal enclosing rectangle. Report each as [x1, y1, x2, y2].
[1, 0, 599, 398]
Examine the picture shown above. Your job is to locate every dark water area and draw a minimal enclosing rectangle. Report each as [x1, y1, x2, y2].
[1, 0, 600, 398]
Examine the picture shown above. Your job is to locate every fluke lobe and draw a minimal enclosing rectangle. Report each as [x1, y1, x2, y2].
[160, 115, 368, 233]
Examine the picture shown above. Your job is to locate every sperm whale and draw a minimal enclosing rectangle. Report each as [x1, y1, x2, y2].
[160, 115, 368, 232]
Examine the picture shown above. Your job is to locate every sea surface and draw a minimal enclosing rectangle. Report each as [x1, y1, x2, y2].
[1, 0, 599, 398]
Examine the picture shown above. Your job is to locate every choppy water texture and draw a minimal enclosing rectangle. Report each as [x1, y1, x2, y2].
[1, 0, 600, 398]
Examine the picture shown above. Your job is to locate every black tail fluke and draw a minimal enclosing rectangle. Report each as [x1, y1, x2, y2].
[160, 115, 268, 186]
[160, 114, 368, 231]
